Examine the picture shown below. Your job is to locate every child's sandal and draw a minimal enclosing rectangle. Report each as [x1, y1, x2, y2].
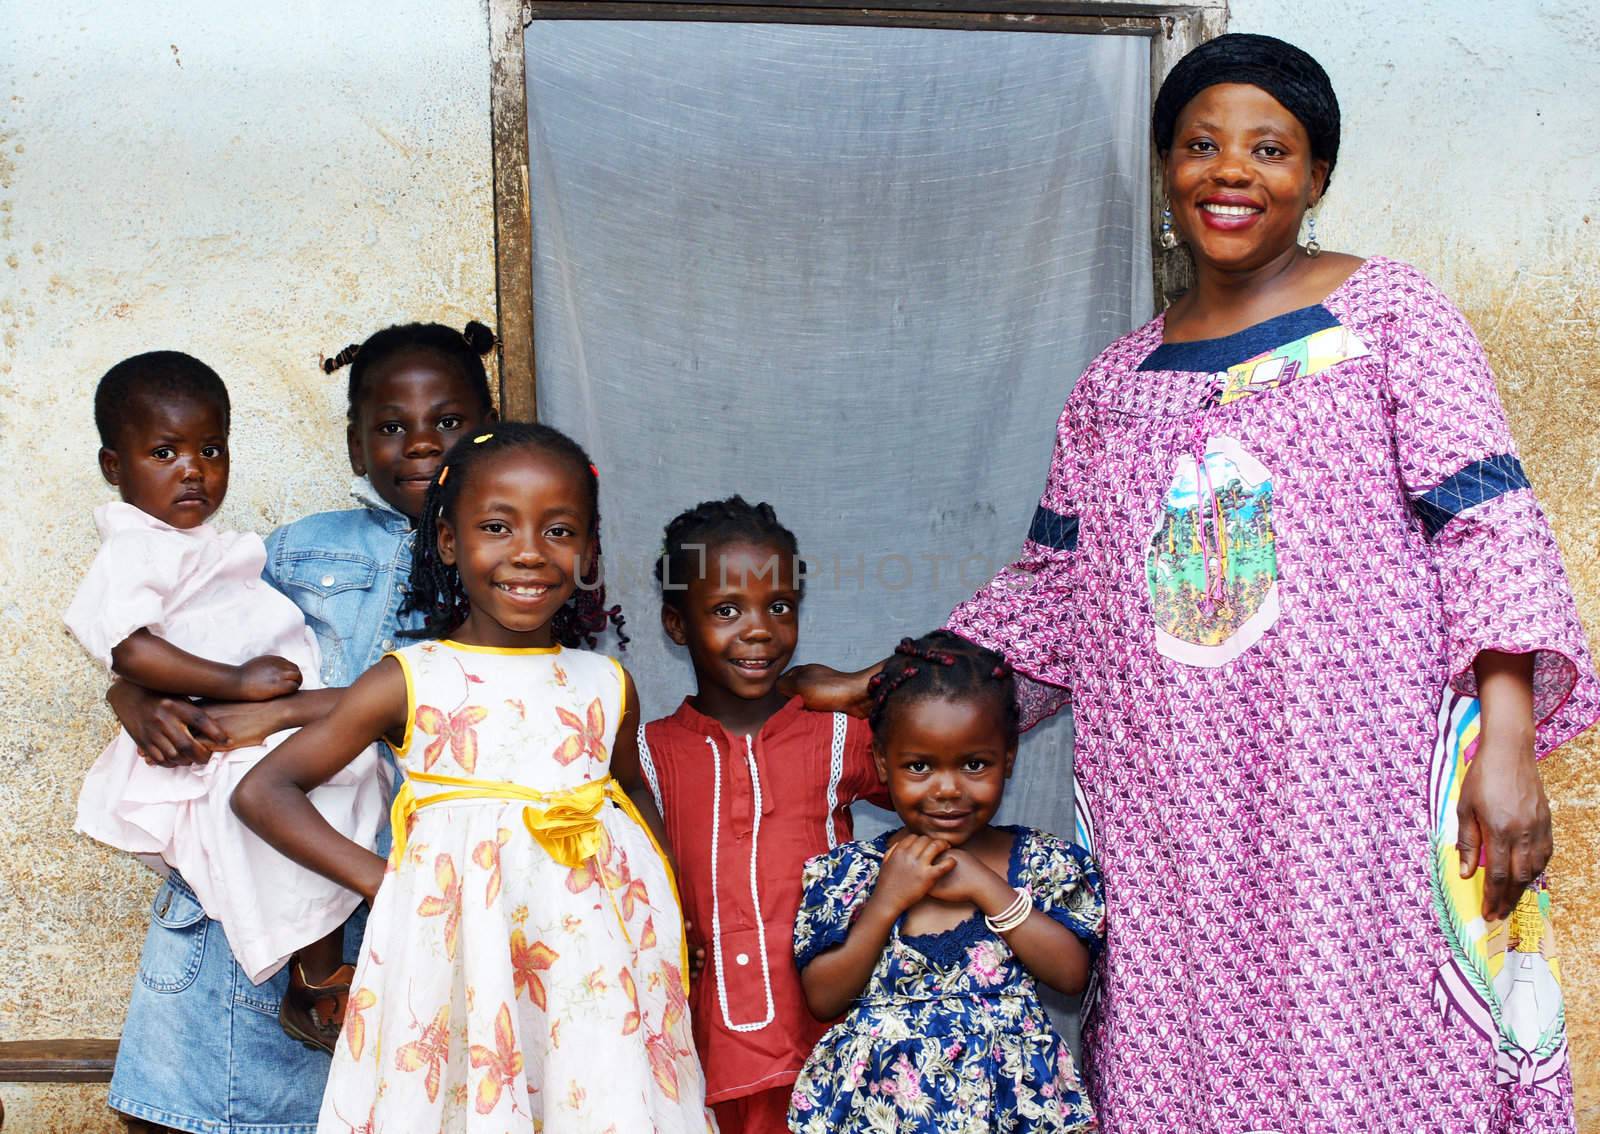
[279, 961, 355, 1055]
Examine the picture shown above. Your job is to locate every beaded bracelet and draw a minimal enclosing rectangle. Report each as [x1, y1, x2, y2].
[984, 886, 1033, 934]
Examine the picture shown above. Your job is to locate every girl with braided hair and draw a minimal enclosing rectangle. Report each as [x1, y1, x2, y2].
[235, 423, 710, 1133]
[637, 496, 889, 1133]
[787, 631, 1103, 1134]
[787, 32, 1598, 1133]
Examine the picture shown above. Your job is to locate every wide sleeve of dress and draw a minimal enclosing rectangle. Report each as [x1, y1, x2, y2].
[63, 522, 192, 669]
[1379, 259, 1599, 754]
[945, 399, 1087, 730]
[1016, 828, 1106, 958]
[792, 841, 881, 972]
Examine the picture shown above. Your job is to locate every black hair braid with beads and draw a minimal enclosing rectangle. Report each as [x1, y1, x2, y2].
[654, 495, 805, 607]
[322, 320, 498, 422]
[399, 422, 627, 649]
[866, 630, 1019, 743]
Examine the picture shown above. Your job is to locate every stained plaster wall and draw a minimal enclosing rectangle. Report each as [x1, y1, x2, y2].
[2, 1, 1597, 1131]
[0, 2, 497, 1129]
[1227, 1, 1600, 1123]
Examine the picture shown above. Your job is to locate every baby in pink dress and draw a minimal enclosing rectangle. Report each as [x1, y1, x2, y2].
[67, 351, 384, 988]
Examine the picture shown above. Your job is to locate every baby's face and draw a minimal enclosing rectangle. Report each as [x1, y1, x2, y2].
[99, 396, 229, 529]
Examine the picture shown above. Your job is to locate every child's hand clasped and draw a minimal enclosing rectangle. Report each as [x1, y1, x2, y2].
[232, 655, 304, 701]
[924, 845, 1008, 907]
[874, 834, 956, 914]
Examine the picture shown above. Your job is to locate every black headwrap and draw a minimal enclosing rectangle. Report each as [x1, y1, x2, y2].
[1153, 33, 1341, 193]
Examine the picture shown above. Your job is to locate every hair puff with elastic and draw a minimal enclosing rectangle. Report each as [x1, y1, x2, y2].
[324, 320, 497, 423]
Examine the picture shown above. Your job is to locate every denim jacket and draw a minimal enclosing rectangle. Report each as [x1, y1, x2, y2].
[262, 478, 424, 689]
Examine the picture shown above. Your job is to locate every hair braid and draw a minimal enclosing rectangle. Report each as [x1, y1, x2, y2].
[654, 495, 805, 606]
[866, 661, 922, 706]
[867, 630, 1019, 743]
[552, 519, 629, 650]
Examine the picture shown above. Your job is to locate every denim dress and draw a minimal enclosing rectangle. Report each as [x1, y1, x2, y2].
[107, 480, 419, 1134]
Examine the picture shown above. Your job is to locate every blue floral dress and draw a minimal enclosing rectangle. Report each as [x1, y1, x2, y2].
[788, 826, 1104, 1133]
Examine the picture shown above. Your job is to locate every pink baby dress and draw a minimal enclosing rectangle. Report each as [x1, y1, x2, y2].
[67, 501, 385, 982]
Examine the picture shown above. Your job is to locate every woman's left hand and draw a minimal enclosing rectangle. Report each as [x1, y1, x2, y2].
[1457, 735, 1551, 921]
[1457, 651, 1549, 921]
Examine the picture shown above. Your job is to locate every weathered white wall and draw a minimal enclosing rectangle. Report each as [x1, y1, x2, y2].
[1227, 2, 1600, 1125]
[0, 2, 496, 1129]
[1229, 2, 1598, 287]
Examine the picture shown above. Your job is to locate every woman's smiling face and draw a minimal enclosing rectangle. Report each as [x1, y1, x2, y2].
[1164, 82, 1329, 273]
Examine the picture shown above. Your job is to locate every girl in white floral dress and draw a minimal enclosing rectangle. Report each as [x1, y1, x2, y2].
[235, 423, 711, 1133]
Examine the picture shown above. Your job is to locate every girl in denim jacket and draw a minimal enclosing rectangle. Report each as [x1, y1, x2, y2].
[103, 322, 497, 1134]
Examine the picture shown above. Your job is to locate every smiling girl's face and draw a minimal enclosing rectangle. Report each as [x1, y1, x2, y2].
[435, 446, 594, 649]
[873, 694, 1015, 850]
[1164, 82, 1328, 274]
[662, 539, 801, 704]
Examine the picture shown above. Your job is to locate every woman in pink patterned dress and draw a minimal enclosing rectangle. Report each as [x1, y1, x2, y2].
[790, 34, 1598, 1134]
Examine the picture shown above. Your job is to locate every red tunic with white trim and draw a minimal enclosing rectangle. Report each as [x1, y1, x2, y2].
[639, 696, 888, 1105]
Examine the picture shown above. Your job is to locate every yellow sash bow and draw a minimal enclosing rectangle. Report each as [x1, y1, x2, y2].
[389, 769, 688, 993]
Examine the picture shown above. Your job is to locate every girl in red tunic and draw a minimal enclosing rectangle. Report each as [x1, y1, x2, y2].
[638, 497, 890, 1132]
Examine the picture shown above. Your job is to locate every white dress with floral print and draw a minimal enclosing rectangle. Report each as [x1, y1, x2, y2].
[317, 641, 710, 1133]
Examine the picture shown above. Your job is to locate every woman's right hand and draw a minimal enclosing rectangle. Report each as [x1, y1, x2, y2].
[778, 662, 882, 718]
[871, 834, 955, 915]
[106, 679, 228, 766]
[231, 655, 304, 702]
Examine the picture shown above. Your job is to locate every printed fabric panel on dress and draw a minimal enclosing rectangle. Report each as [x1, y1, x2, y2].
[1141, 306, 1371, 668]
[1147, 435, 1280, 667]
[1216, 320, 1370, 405]
[1428, 689, 1569, 1090]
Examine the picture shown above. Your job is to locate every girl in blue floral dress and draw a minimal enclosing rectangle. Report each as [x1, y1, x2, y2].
[788, 632, 1104, 1133]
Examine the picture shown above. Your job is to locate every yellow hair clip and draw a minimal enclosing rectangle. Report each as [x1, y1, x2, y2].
[473, 433, 494, 444]
[438, 465, 450, 485]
